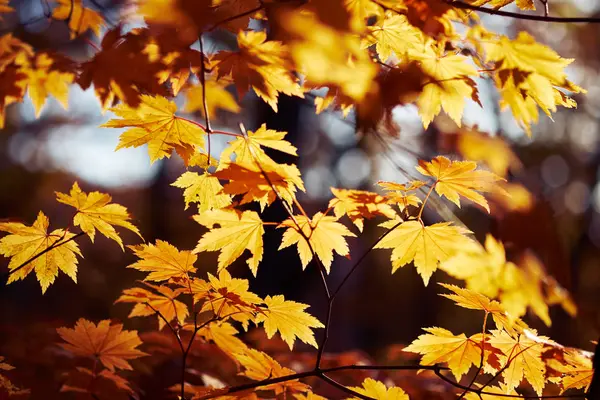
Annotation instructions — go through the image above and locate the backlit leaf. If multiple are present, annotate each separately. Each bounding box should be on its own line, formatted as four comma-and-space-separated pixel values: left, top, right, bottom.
255, 295, 324, 349
57, 319, 147, 371
278, 212, 356, 273
0, 212, 82, 293
56, 182, 141, 249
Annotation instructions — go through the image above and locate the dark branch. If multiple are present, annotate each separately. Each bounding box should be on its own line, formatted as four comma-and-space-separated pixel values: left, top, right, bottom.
448, 0, 600, 23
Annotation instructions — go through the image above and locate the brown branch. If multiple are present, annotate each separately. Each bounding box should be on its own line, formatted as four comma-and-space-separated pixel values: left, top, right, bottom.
3, 231, 85, 281
198, 364, 448, 400
238, 123, 333, 369
448, 0, 600, 23
434, 369, 585, 398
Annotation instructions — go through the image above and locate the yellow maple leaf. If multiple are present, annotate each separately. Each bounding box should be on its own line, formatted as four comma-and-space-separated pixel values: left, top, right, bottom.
115, 283, 188, 330
476, 30, 585, 136
374, 220, 475, 285
194, 209, 264, 276
0, 212, 82, 293
416, 156, 504, 212
328, 188, 397, 232
488, 330, 548, 395
57, 318, 147, 371
347, 378, 409, 400
278, 212, 356, 273
557, 349, 594, 393
363, 13, 422, 62
234, 349, 308, 395
15, 52, 74, 118
198, 321, 248, 357
410, 42, 479, 128
126, 240, 197, 282
53, 0, 104, 38
255, 295, 324, 350
220, 124, 297, 167
468, 0, 534, 10
456, 129, 521, 178
378, 180, 425, 211
172, 172, 232, 212
282, 10, 377, 101
55, 182, 141, 249
438, 283, 525, 335
189, 270, 262, 328
215, 161, 305, 210
184, 79, 240, 116
102, 94, 206, 164
404, 327, 482, 381
213, 31, 303, 112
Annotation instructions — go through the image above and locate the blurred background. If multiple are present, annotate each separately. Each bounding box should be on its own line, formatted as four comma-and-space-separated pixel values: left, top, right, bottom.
1, 0, 600, 398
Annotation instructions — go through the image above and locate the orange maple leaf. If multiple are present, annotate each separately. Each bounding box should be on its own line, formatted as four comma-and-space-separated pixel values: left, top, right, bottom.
57, 319, 147, 371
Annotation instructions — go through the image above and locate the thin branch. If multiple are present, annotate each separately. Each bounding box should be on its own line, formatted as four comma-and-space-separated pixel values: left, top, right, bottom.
318, 373, 372, 400
145, 302, 185, 354
4, 231, 85, 280
448, 0, 600, 23
330, 220, 403, 299
198, 36, 212, 134
199, 364, 447, 400
238, 123, 333, 369
207, 5, 264, 32
434, 369, 585, 398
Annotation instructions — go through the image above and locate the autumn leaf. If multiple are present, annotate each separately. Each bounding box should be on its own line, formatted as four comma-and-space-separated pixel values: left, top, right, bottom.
220, 124, 298, 167
57, 319, 147, 371
255, 295, 324, 350
282, 10, 376, 101
404, 327, 483, 381
15, 51, 75, 117
410, 42, 479, 128
363, 13, 422, 62
127, 240, 197, 282
234, 349, 308, 395
473, 28, 585, 136
194, 209, 264, 276
378, 180, 425, 211
115, 283, 188, 330
215, 161, 305, 210
468, 0, 534, 10
439, 283, 524, 335
347, 378, 409, 400
53, 0, 104, 38
172, 172, 232, 212
189, 270, 262, 328
78, 28, 170, 110
456, 129, 521, 178
278, 212, 356, 273
55, 182, 141, 249
213, 30, 303, 112
328, 188, 397, 231
198, 321, 248, 357
374, 220, 476, 285
416, 156, 504, 212
0, 212, 82, 293
184, 79, 240, 116
488, 329, 546, 395
0, 356, 28, 396
61, 367, 135, 399
0, 0, 13, 15
102, 94, 206, 164
558, 349, 594, 393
